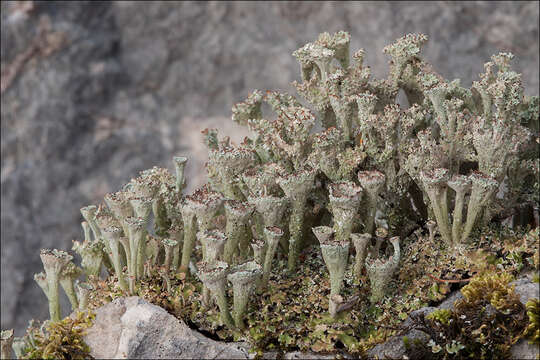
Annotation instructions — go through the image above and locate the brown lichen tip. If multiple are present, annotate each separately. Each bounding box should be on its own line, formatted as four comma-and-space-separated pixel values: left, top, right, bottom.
168, 223, 184, 238
312, 226, 348, 246
184, 185, 224, 211
40, 249, 73, 274
420, 168, 450, 187
328, 181, 363, 204
101, 225, 122, 240
128, 196, 153, 219
277, 167, 316, 200
227, 261, 263, 285
197, 260, 229, 282
212, 146, 256, 168
224, 199, 254, 220
383, 33, 428, 60
315, 126, 342, 145
357, 170, 386, 194
264, 226, 284, 238
198, 230, 227, 254
161, 238, 178, 248
447, 174, 472, 193
469, 171, 498, 193
104, 191, 133, 220
124, 216, 146, 232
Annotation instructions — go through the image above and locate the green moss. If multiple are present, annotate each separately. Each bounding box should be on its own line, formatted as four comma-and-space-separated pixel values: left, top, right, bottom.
523, 298, 539, 345
18, 311, 94, 360
426, 309, 452, 325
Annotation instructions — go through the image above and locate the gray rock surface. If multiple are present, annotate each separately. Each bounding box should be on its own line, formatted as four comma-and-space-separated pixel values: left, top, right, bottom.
84, 296, 250, 359
1, 1, 539, 335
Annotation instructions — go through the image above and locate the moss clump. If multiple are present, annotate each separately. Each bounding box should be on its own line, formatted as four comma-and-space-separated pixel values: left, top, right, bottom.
409, 271, 529, 359
17, 311, 94, 360
523, 298, 539, 345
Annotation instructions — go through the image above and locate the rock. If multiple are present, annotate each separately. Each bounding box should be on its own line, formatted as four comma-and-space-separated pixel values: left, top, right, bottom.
367, 329, 430, 360
402, 306, 436, 328
511, 338, 540, 360
1, 1, 539, 336
438, 291, 464, 310
84, 297, 250, 359
511, 276, 539, 305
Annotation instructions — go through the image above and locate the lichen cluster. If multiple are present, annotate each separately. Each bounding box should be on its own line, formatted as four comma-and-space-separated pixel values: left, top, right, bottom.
2, 31, 539, 358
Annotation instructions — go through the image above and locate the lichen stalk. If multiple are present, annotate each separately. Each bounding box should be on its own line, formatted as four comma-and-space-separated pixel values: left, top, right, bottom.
173, 156, 188, 194
277, 168, 315, 272
261, 226, 284, 288
199, 230, 227, 264
168, 223, 184, 270
161, 238, 178, 273
129, 197, 153, 280
180, 204, 197, 274
251, 238, 266, 265
39, 249, 73, 322
59, 263, 82, 311
125, 216, 146, 293
227, 261, 263, 329
426, 220, 437, 242
461, 172, 498, 242
101, 225, 128, 292
365, 236, 400, 303
313, 226, 349, 296
447, 174, 472, 245
421, 168, 452, 245
75, 282, 93, 310
72, 237, 103, 278
351, 233, 371, 281
223, 200, 254, 264
329, 294, 344, 319
197, 261, 234, 328
328, 181, 363, 243
357, 171, 386, 235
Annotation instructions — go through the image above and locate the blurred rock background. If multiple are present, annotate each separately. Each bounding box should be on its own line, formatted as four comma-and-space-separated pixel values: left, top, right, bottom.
1, 1, 538, 335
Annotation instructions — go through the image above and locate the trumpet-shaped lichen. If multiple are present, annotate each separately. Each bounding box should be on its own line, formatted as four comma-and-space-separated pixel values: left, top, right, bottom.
7, 31, 539, 358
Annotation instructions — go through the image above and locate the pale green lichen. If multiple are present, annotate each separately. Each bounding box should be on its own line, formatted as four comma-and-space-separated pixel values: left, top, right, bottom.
14, 31, 539, 358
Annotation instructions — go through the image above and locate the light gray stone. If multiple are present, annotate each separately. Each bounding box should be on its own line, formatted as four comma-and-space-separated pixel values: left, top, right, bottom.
84, 296, 250, 359
511, 276, 539, 305
438, 291, 464, 310
511, 338, 540, 360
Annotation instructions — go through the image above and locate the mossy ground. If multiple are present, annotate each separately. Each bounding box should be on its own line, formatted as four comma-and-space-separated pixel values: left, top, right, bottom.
80, 225, 538, 357
16, 311, 95, 360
